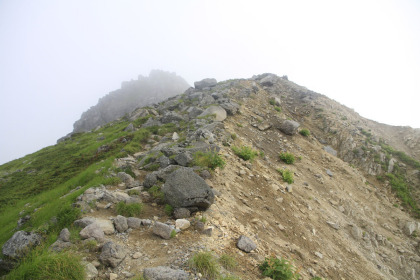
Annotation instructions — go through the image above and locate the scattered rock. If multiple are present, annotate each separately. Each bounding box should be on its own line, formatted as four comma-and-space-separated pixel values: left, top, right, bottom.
114, 215, 128, 233
84, 262, 99, 279
80, 223, 105, 241
198, 105, 227, 122
2, 231, 42, 259
99, 241, 127, 268
59, 228, 70, 242
174, 208, 191, 219
74, 217, 96, 228
172, 132, 180, 141
194, 78, 217, 89
124, 123, 134, 132
109, 272, 118, 280
17, 215, 31, 228
127, 217, 142, 229
143, 266, 189, 280
326, 169, 334, 177
175, 219, 191, 230
162, 168, 215, 210
132, 252, 141, 259
237, 235, 257, 253
95, 219, 115, 235
153, 222, 174, 240
324, 146, 337, 157
279, 120, 300, 135
326, 221, 340, 230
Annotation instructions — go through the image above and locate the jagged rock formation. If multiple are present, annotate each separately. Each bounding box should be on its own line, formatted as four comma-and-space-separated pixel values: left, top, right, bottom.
72, 70, 190, 133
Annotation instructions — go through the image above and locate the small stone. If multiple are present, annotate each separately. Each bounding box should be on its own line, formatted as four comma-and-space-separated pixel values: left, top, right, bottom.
173, 208, 191, 219
132, 252, 141, 259
153, 222, 174, 240
237, 235, 257, 253
203, 227, 213, 236
286, 185, 293, 193
114, 215, 128, 233
85, 262, 98, 279
175, 219, 191, 230
314, 252, 323, 259
109, 272, 118, 280
326, 221, 340, 230
326, 169, 333, 177
195, 221, 205, 231
59, 228, 70, 242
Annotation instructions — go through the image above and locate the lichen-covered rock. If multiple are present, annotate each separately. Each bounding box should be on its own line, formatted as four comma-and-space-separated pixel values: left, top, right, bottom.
99, 241, 126, 268
143, 266, 189, 280
279, 120, 300, 135
162, 168, 214, 210
2, 231, 42, 259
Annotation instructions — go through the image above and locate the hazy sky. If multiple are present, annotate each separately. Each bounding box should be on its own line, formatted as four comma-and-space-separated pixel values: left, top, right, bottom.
1, 0, 420, 165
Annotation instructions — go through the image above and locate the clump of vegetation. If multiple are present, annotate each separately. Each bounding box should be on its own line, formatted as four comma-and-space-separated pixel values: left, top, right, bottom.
230, 133, 237, 140
274, 106, 282, 112
269, 99, 276, 105
148, 185, 165, 201
170, 229, 177, 238
232, 146, 259, 161
189, 251, 220, 279
259, 256, 300, 280
164, 204, 173, 216
277, 169, 294, 184
128, 189, 140, 196
299, 129, 310, 137
116, 201, 143, 217
386, 173, 418, 215
218, 275, 241, 280
193, 151, 226, 171
5, 249, 85, 280
279, 152, 295, 164
219, 254, 237, 270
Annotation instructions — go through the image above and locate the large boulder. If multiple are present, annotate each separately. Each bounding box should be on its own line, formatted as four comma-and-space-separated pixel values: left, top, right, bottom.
143, 266, 189, 280
237, 235, 257, 253
162, 168, 215, 210
99, 241, 126, 268
79, 223, 105, 241
152, 222, 174, 240
194, 78, 217, 89
2, 231, 42, 259
279, 120, 300, 135
114, 215, 128, 233
198, 106, 227, 122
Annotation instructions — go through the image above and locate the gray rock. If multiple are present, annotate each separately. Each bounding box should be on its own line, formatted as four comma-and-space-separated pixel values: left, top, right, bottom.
143, 173, 158, 188
259, 74, 278, 86
173, 208, 191, 219
162, 168, 215, 210
194, 78, 217, 89
2, 231, 42, 259
142, 117, 162, 128
94, 219, 115, 235
326, 221, 340, 230
237, 235, 257, 253
187, 107, 204, 119
99, 241, 126, 268
79, 223, 105, 241
17, 215, 31, 228
174, 152, 193, 167
198, 106, 227, 122
219, 101, 239, 115
114, 215, 128, 233
404, 222, 417, 236
49, 240, 72, 252
279, 120, 300, 135
350, 225, 362, 239
175, 219, 190, 230
199, 169, 211, 179
324, 146, 337, 157
326, 169, 334, 177
161, 112, 184, 124
124, 123, 134, 132
117, 172, 134, 185
84, 262, 99, 279
74, 217, 96, 228
143, 266, 189, 280
127, 217, 142, 229
152, 222, 174, 240
59, 228, 70, 242
388, 158, 396, 173
172, 132, 180, 141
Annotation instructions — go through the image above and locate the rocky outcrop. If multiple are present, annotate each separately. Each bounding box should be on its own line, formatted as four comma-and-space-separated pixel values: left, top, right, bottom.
2, 231, 42, 259
72, 70, 189, 133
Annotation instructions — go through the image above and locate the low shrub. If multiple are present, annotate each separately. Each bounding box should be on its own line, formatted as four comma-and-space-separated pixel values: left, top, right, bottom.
299, 129, 310, 137
116, 201, 143, 217
148, 185, 165, 201
128, 189, 140, 196
277, 169, 294, 184
232, 146, 259, 161
259, 256, 300, 280
279, 152, 295, 164
164, 204, 173, 216
193, 151, 226, 171
274, 106, 282, 112
189, 251, 220, 279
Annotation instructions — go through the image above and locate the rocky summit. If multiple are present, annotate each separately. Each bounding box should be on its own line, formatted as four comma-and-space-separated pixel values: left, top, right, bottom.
1, 73, 420, 279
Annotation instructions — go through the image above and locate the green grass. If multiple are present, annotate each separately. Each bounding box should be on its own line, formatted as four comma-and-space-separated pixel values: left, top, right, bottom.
259, 256, 300, 280
219, 254, 237, 270
274, 106, 282, 112
164, 204, 173, 216
148, 185, 165, 201
232, 146, 259, 161
193, 151, 226, 170
128, 189, 140, 196
299, 129, 310, 137
386, 173, 419, 216
277, 169, 294, 184
116, 201, 143, 217
4, 249, 85, 280
279, 152, 295, 164
218, 275, 241, 280
189, 251, 220, 279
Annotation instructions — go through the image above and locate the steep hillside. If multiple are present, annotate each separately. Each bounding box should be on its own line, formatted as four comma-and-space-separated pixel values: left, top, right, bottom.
1, 74, 420, 280
72, 70, 190, 133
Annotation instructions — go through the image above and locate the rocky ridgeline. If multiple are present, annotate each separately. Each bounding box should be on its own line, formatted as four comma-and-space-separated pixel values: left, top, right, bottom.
3, 73, 420, 279
71, 70, 190, 134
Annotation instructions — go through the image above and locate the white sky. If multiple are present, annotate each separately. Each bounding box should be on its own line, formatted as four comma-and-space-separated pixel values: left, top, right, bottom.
1, 0, 419, 164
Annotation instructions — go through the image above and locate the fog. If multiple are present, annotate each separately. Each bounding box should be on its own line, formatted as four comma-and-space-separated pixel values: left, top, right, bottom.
1, 0, 420, 164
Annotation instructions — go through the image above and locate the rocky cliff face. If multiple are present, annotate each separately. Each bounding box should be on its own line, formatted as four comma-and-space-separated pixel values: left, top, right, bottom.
72, 70, 190, 133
